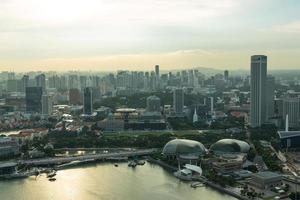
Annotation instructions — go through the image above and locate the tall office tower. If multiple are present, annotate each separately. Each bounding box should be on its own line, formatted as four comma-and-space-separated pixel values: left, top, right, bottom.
6, 79, 17, 92
188, 70, 194, 87
26, 87, 43, 113
131, 71, 139, 89
266, 75, 275, 120
42, 95, 53, 115
173, 88, 184, 115
250, 55, 267, 127
146, 95, 161, 112
80, 76, 87, 91
8, 72, 15, 80
181, 70, 188, 86
283, 98, 300, 129
150, 71, 156, 91
144, 72, 150, 91
35, 74, 46, 92
155, 65, 160, 89
92, 87, 101, 102
224, 70, 229, 81
21, 75, 29, 93
69, 88, 81, 105
68, 75, 79, 90
83, 87, 93, 115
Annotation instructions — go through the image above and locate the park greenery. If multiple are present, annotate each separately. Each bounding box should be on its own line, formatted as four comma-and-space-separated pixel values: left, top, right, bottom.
47, 128, 245, 150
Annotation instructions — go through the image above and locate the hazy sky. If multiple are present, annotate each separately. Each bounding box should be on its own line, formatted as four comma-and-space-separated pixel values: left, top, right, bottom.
0, 0, 300, 71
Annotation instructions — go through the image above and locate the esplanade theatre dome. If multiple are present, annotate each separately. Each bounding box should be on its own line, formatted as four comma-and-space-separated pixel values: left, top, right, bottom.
162, 139, 206, 159
210, 139, 250, 155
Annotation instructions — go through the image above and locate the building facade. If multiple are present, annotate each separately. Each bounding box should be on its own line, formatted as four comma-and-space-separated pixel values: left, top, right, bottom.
25, 87, 43, 113
250, 55, 267, 127
83, 87, 93, 115
283, 98, 300, 128
173, 88, 184, 115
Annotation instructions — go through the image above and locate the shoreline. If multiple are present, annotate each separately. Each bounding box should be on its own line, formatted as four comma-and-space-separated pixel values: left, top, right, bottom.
147, 156, 247, 200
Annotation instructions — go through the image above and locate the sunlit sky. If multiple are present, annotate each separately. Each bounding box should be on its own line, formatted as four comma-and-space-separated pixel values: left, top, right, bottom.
0, 0, 300, 72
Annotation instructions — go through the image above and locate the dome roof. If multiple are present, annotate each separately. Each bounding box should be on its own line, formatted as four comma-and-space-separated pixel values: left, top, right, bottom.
210, 139, 250, 154
162, 139, 206, 157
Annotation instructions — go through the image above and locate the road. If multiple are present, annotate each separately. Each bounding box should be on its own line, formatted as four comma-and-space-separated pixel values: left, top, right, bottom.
20, 149, 157, 166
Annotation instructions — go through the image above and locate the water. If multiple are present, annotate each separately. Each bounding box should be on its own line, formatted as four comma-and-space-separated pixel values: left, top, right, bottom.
0, 163, 236, 200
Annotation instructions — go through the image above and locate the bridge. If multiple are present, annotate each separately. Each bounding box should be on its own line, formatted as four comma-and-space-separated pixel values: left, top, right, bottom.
20, 149, 157, 166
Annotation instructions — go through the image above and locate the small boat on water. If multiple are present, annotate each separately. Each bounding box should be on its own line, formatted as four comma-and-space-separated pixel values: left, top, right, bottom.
136, 160, 145, 165
190, 182, 204, 188
128, 161, 137, 168
47, 171, 56, 178
49, 178, 56, 182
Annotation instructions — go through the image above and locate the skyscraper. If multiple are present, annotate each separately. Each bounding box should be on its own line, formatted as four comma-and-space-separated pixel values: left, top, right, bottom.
69, 88, 81, 105
266, 75, 275, 120
26, 87, 43, 113
35, 74, 46, 92
83, 87, 93, 115
21, 75, 29, 93
224, 70, 229, 81
173, 88, 184, 115
283, 98, 300, 129
250, 55, 267, 127
42, 94, 53, 116
155, 65, 160, 89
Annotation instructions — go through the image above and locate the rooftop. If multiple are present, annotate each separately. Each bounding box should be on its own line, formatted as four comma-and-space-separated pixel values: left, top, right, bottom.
252, 171, 281, 179
278, 131, 300, 139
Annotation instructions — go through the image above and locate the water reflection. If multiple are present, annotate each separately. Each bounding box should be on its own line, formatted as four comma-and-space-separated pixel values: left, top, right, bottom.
0, 163, 236, 200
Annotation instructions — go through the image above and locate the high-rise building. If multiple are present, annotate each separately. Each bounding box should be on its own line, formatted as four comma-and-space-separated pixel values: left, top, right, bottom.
6, 79, 17, 92
250, 55, 267, 127
173, 88, 184, 114
21, 75, 29, 93
69, 88, 81, 105
146, 95, 161, 112
266, 75, 275, 120
155, 65, 160, 89
83, 87, 93, 115
42, 95, 53, 115
283, 98, 300, 129
224, 70, 229, 81
26, 87, 43, 113
188, 70, 194, 87
35, 74, 46, 92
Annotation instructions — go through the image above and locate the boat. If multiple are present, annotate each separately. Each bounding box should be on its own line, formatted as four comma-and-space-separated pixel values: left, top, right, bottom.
174, 164, 202, 181
128, 161, 137, 168
136, 160, 145, 165
47, 171, 56, 178
190, 182, 204, 188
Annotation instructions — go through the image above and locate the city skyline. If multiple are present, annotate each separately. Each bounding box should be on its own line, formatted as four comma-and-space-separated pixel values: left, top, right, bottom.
0, 0, 300, 71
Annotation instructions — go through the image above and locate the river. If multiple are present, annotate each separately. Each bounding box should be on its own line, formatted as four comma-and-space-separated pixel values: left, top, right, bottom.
0, 162, 236, 200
